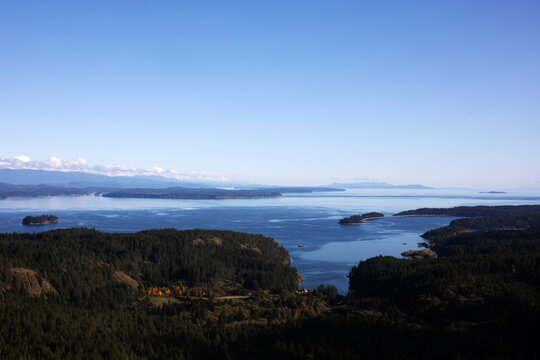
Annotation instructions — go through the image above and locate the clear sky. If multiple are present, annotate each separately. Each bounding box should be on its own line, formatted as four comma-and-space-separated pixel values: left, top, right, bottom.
1, 1, 539, 188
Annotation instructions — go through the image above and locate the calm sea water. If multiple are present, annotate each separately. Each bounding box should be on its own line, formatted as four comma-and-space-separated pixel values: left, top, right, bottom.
1, 188, 539, 293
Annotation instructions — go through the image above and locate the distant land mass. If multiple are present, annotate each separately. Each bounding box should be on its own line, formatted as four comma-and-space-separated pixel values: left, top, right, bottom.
0, 183, 343, 200
330, 181, 433, 189
0, 168, 243, 189
0, 169, 346, 194
0, 169, 346, 200
235, 186, 345, 193
0, 182, 100, 199
0, 183, 280, 200
102, 188, 282, 200
394, 205, 540, 218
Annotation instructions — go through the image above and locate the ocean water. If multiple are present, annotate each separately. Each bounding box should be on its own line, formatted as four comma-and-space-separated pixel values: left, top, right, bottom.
1, 188, 539, 293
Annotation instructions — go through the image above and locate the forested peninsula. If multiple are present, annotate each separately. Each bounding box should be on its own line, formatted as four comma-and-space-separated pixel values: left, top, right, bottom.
98, 186, 344, 199
0, 204, 539, 359
0, 183, 344, 200
102, 188, 281, 199
339, 212, 385, 224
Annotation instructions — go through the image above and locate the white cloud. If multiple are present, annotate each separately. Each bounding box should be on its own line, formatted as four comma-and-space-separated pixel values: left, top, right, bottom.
0, 155, 231, 182
14, 155, 31, 162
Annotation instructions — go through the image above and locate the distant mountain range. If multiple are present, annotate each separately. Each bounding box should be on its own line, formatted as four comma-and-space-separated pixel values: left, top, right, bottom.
330, 182, 433, 189
0, 169, 344, 200
0, 169, 219, 189
0, 169, 435, 194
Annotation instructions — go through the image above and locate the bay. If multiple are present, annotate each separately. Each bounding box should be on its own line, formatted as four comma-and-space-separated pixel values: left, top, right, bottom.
1, 188, 539, 293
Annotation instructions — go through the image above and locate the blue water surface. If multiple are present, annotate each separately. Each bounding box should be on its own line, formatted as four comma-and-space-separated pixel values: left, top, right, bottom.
1, 189, 539, 293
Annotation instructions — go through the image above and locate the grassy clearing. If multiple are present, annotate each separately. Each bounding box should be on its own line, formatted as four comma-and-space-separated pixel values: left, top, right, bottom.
148, 296, 182, 306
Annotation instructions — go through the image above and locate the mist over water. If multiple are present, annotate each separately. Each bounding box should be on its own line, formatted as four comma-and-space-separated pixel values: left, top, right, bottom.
1, 189, 539, 293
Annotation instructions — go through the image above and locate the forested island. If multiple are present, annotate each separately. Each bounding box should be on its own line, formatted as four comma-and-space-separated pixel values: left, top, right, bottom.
1, 204, 539, 358
0, 183, 344, 200
102, 188, 282, 199
21, 214, 59, 226
339, 212, 385, 224
100, 186, 345, 199
0, 183, 282, 200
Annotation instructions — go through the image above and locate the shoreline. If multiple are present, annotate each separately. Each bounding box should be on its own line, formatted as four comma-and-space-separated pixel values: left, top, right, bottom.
340, 214, 456, 225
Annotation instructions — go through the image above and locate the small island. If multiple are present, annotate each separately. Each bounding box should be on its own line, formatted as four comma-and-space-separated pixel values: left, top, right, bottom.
339, 212, 385, 224
22, 214, 59, 226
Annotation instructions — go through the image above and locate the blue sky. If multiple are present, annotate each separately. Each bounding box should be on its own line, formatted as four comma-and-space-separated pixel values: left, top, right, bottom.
1, 1, 539, 188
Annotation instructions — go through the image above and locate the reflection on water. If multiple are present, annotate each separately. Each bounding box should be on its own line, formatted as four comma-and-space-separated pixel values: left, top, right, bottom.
1, 189, 539, 293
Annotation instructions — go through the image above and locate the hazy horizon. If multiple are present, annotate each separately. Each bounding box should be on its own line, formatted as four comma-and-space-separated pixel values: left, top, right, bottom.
1, 156, 540, 191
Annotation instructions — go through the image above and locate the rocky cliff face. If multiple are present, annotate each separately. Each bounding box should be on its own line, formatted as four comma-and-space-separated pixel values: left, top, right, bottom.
10, 268, 58, 296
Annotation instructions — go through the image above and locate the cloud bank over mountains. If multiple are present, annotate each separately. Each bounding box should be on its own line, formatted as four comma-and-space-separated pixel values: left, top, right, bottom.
0, 156, 230, 182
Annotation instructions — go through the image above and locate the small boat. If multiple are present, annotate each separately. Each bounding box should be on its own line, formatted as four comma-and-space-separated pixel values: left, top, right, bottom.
297, 244, 305, 247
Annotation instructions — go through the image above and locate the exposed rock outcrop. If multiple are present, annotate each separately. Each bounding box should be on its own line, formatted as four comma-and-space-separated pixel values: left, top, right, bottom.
401, 249, 437, 259
10, 268, 58, 296
113, 271, 139, 289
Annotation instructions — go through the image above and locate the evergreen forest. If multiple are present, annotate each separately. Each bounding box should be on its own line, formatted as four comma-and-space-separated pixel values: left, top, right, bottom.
0, 205, 539, 359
